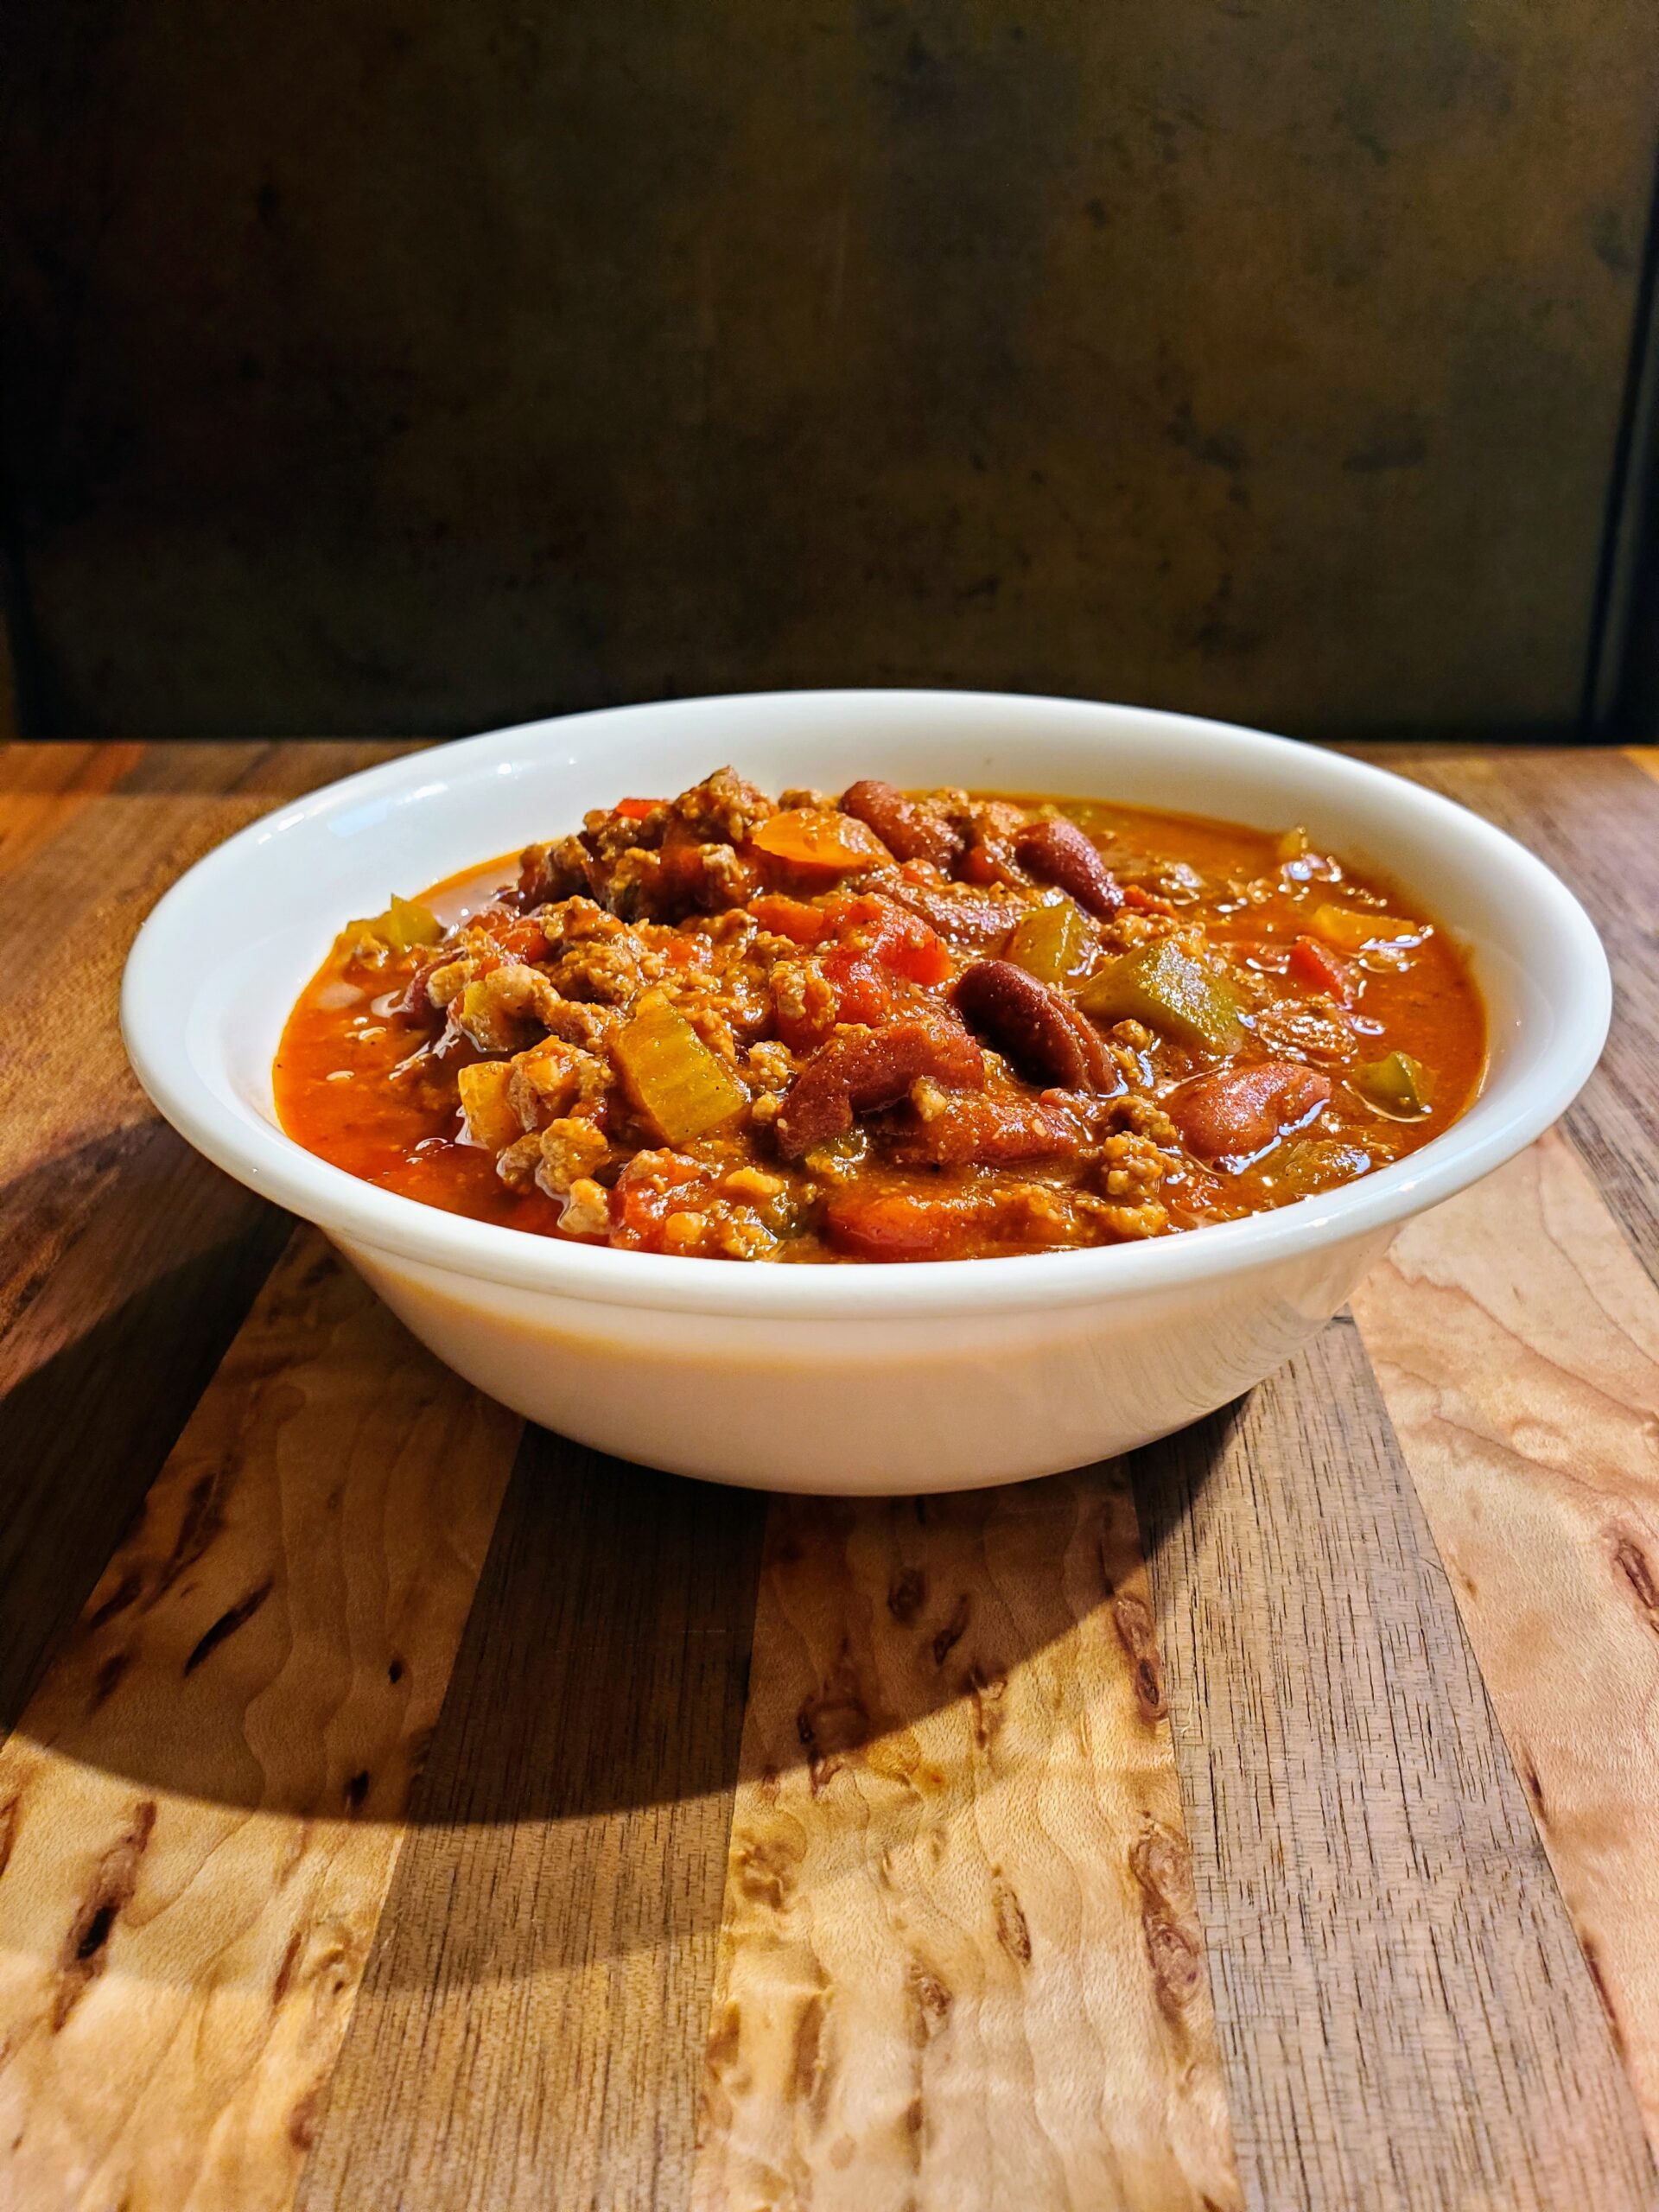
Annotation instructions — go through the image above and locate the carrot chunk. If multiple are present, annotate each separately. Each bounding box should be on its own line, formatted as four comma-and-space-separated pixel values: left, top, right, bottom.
751, 809, 891, 874
749, 893, 830, 944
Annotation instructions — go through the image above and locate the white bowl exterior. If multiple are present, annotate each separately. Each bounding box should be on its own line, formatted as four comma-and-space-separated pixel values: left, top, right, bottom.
121, 690, 1611, 1489
339, 1224, 1393, 1491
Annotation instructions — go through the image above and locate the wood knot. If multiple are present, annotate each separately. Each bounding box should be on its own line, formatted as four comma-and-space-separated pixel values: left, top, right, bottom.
992, 1876, 1032, 1965
735, 1833, 799, 1912
1129, 1825, 1205, 2026
906, 1960, 953, 2043
1613, 1536, 1659, 1631
798, 1661, 873, 1788
183, 1577, 274, 1675
966, 1662, 1007, 1750
931, 1592, 972, 1666
1111, 1593, 1166, 1721
51, 1799, 157, 2031
887, 1567, 927, 1624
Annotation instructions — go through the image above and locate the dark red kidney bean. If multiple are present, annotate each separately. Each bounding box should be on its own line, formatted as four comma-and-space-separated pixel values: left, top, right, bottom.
953, 960, 1118, 1092
776, 1016, 986, 1157
867, 870, 1019, 948
1014, 817, 1122, 918
842, 780, 965, 872
1169, 1060, 1332, 1160
892, 1089, 1084, 1166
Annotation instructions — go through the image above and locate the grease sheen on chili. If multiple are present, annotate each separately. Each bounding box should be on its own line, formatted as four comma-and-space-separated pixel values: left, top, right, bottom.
275, 769, 1485, 1262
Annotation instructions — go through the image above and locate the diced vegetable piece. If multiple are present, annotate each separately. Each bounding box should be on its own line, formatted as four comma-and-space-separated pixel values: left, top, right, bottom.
615, 796, 663, 820
614, 999, 747, 1143
1275, 825, 1310, 861
343, 893, 444, 955
820, 941, 895, 1026
750, 808, 890, 874
1356, 1050, 1433, 1117
1287, 933, 1353, 1001
801, 1128, 871, 1186
1309, 901, 1421, 952
456, 1060, 522, 1151
1266, 1136, 1373, 1198
825, 1188, 976, 1261
1121, 883, 1178, 916
1007, 897, 1092, 984
870, 907, 953, 986
1077, 940, 1243, 1055
749, 893, 830, 945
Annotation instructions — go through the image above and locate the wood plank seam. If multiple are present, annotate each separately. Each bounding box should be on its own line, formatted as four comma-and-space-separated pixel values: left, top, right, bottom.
1135, 1305, 1659, 2209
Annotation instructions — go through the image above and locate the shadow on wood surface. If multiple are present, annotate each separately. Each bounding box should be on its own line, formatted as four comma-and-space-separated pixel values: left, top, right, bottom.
1, 1262, 1237, 1854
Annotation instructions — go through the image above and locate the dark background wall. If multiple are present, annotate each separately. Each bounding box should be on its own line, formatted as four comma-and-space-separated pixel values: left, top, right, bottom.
3, 1, 1657, 740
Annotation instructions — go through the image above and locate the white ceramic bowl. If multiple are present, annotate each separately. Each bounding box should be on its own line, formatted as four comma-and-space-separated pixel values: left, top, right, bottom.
122, 691, 1610, 1492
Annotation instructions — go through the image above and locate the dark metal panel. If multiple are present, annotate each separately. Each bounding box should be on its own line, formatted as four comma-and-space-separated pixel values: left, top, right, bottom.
3, 1, 1656, 736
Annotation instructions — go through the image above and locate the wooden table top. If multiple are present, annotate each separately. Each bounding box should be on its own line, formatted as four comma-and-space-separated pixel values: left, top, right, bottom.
3, 738, 1658, 2212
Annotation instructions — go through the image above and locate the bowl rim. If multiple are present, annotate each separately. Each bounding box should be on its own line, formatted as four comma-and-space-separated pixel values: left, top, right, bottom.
121, 688, 1611, 1322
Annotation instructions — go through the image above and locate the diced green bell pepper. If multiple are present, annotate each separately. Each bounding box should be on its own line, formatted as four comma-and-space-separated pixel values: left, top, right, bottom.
1076, 940, 1243, 1055
1007, 898, 1091, 984
1356, 1050, 1433, 1117
1267, 1136, 1374, 1198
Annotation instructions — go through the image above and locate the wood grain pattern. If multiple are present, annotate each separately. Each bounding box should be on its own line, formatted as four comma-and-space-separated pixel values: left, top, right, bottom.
4, 738, 1659, 2212
0, 741, 410, 1731
1351, 1131, 1659, 2154
0, 762, 286, 1729
298, 1427, 768, 2212
691, 1477, 1239, 2212
0, 1231, 519, 2212
1625, 747, 1659, 783
1386, 747, 1659, 1284
112, 738, 424, 795
1135, 1314, 1657, 2210
0, 741, 144, 874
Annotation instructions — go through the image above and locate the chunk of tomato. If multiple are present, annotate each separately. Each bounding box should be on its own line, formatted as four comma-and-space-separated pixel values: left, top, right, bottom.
821, 941, 896, 1025
1287, 933, 1354, 1002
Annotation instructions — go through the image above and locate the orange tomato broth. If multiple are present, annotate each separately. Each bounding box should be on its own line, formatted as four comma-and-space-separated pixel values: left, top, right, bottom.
275, 791, 1485, 1255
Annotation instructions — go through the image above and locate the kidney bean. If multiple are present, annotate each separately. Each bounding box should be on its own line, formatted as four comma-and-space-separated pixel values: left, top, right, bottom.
953, 959, 1117, 1092
893, 1090, 1084, 1166
1168, 1060, 1332, 1161
1014, 817, 1122, 918
776, 1017, 986, 1157
866, 870, 1020, 948
842, 780, 964, 871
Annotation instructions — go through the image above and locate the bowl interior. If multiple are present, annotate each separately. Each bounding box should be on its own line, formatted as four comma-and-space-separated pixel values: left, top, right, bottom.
126, 690, 1609, 1316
